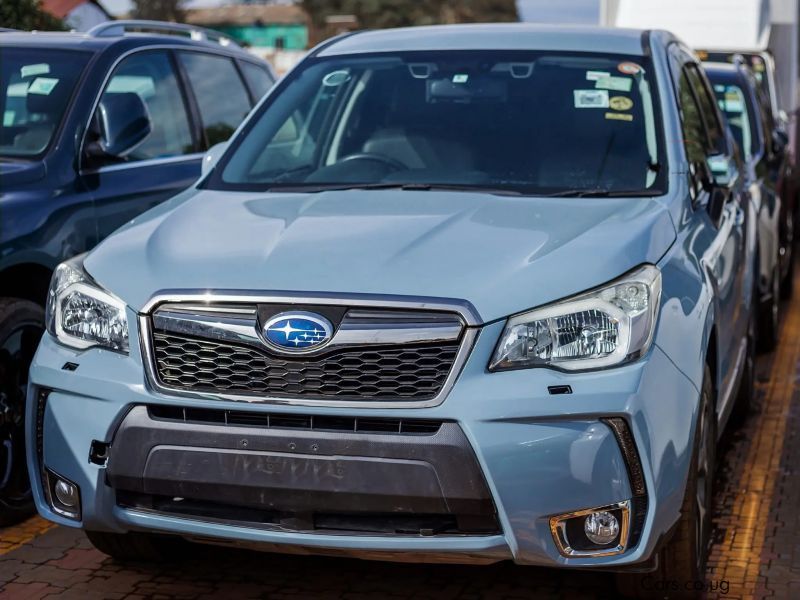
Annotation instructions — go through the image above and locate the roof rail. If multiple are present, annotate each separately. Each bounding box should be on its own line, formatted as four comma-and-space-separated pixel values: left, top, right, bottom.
87, 20, 241, 50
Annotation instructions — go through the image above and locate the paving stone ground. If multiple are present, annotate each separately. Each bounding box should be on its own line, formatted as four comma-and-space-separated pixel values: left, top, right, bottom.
2, 299, 800, 599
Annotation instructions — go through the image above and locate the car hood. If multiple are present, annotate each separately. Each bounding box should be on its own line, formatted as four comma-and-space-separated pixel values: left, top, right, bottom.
0, 160, 45, 186
85, 189, 676, 323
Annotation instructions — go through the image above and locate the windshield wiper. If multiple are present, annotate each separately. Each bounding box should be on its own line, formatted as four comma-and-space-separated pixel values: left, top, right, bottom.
543, 189, 659, 198
265, 182, 523, 196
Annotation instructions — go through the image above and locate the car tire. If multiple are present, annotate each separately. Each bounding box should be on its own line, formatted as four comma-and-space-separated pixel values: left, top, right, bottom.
85, 530, 192, 562
616, 365, 716, 599
0, 298, 44, 527
757, 267, 780, 353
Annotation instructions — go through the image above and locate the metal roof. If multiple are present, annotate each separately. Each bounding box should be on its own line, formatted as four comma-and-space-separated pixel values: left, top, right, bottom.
317, 23, 653, 57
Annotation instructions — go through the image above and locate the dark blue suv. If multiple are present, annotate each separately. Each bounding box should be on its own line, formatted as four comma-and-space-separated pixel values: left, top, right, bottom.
0, 21, 274, 524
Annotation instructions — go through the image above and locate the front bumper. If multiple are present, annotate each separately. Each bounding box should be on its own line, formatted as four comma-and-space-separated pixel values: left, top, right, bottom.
27, 318, 700, 569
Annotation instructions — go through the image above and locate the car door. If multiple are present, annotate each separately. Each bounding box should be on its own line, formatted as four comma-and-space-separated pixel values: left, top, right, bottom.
81, 49, 202, 241
671, 48, 753, 421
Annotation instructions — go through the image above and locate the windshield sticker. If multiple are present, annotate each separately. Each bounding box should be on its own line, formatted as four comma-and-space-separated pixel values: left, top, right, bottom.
609, 96, 634, 111
27, 77, 59, 95
586, 70, 610, 81
452, 74, 469, 83
3, 110, 15, 126
322, 70, 351, 87
595, 76, 633, 92
574, 89, 609, 108
617, 62, 642, 75
606, 112, 633, 122
20, 63, 50, 78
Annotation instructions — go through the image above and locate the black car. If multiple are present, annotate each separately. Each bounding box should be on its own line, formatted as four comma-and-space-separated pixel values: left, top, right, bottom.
0, 21, 275, 525
705, 61, 786, 350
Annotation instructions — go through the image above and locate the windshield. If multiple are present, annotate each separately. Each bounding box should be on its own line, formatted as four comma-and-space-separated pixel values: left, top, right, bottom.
211, 51, 665, 196
712, 82, 758, 159
0, 48, 90, 158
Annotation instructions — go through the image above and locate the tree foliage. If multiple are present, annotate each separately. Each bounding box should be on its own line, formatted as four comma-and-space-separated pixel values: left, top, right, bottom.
0, 0, 65, 31
301, 0, 518, 32
132, 0, 185, 22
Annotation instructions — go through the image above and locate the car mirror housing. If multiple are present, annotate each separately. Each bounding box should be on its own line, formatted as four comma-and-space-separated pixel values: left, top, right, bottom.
95, 92, 152, 158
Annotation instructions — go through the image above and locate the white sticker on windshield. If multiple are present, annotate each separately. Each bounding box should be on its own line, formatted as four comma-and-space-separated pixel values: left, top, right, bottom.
574, 89, 609, 108
27, 77, 59, 95
586, 70, 610, 81
595, 76, 633, 92
21, 63, 50, 78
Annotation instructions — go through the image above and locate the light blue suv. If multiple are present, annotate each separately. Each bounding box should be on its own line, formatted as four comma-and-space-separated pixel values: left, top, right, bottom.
28, 25, 756, 596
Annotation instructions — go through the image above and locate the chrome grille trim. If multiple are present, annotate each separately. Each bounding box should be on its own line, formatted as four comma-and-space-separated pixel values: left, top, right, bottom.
152, 304, 463, 356
138, 292, 480, 408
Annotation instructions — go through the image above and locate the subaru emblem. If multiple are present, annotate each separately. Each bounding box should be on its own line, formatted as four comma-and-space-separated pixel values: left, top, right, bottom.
262, 312, 334, 352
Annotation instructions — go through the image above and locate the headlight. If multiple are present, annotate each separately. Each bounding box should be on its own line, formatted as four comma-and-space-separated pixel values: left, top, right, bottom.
45, 256, 129, 353
489, 265, 661, 371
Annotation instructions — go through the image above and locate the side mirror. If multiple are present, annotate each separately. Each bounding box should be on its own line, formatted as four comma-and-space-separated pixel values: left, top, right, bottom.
88, 92, 151, 158
201, 142, 228, 177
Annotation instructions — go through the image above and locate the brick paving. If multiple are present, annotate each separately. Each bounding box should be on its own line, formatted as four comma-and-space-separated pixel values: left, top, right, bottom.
2, 303, 800, 598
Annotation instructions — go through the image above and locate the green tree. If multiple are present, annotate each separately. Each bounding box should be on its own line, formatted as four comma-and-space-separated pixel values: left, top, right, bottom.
302, 0, 518, 35
0, 0, 65, 31
132, 0, 185, 22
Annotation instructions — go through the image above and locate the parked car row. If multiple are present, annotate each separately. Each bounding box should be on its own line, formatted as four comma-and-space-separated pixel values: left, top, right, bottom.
0, 20, 795, 599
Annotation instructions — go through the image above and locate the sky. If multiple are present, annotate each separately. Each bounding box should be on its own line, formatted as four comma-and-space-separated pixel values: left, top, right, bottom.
515, 0, 600, 24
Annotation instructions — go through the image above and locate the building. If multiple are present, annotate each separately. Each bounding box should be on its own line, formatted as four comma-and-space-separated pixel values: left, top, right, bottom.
41, 0, 112, 31
185, 3, 308, 74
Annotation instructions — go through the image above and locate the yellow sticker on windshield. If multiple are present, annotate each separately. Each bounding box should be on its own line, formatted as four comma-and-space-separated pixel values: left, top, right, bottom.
605, 112, 633, 122
609, 96, 633, 111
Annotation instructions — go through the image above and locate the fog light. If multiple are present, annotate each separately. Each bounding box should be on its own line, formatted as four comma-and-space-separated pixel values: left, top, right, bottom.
584, 511, 619, 545
45, 469, 81, 520
549, 500, 630, 558
54, 479, 79, 508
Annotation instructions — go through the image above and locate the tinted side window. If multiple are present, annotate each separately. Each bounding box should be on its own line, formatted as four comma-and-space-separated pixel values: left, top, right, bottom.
97, 51, 194, 162
675, 68, 709, 164
179, 52, 252, 147
685, 64, 724, 152
240, 61, 273, 100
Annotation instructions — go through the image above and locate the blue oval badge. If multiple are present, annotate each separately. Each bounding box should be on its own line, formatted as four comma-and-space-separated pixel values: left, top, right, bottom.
263, 312, 333, 352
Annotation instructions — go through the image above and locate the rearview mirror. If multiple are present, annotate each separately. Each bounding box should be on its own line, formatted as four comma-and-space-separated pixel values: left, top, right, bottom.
89, 92, 151, 158
201, 142, 228, 177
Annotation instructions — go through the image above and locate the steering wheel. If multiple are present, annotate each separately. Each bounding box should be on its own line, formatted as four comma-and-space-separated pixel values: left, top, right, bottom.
339, 152, 407, 171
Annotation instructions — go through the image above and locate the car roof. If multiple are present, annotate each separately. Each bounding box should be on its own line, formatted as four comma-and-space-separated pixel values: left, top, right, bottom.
317, 24, 662, 57
0, 30, 252, 58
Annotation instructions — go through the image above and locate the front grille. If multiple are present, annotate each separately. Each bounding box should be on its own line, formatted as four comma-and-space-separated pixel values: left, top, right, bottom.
148, 405, 444, 435
151, 331, 460, 401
